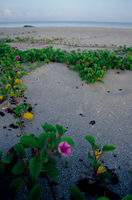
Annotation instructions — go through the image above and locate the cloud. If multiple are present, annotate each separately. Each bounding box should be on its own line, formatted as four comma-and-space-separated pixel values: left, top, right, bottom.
3, 8, 12, 17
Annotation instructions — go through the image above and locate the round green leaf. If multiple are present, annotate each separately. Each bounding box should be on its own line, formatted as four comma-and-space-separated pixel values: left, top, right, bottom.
58, 137, 74, 146
122, 194, 132, 200
85, 135, 95, 147
29, 154, 42, 177
2, 157, 10, 163
8, 177, 24, 199
97, 197, 110, 200
70, 186, 83, 200
14, 144, 25, 159
102, 145, 115, 153
12, 162, 27, 175
42, 163, 58, 180
38, 133, 47, 149
20, 135, 37, 149
27, 184, 43, 200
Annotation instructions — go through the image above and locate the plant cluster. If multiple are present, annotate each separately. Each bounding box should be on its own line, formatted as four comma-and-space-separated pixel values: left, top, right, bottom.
0, 41, 132, 199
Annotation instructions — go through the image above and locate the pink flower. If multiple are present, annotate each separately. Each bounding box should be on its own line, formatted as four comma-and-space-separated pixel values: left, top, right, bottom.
14, 46, 17, 49
97, 58, 99, 60
42, 46, 46, 49
16, 56, 20, 60
2, 106, 9, 110
98, 52, 101, 55
124, 57, 126, 60
58, 141, 71, 156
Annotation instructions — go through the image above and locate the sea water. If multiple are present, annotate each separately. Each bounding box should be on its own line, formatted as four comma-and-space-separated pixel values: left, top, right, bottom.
0, 21, 132, 28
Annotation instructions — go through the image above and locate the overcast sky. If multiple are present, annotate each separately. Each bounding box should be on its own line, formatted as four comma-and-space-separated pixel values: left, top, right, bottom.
0, 0, 132, 23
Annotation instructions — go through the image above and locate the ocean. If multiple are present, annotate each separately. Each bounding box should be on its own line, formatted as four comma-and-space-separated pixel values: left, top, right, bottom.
0, 21, 132, 28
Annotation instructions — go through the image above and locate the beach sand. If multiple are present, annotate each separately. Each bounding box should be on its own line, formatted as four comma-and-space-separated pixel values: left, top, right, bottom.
0, 27, 132, 51
0, 27, 132, 200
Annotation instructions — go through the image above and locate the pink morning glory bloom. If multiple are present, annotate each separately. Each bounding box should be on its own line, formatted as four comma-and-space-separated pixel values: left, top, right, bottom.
16, 56, 20, 60
2, 106, 9, 110
58, 141, 71, 156
124, 57, 126, 60
14, 46, 17, 49
98, 52, 101, 55
42, 46, 46, 48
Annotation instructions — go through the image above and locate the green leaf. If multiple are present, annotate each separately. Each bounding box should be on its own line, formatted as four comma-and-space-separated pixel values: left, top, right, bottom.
41, 149, 47, 159
20, 135, 37, 149
92, 159, 101, 168
85, 135, 95, 147
49, 132, 56, 144
88, 151, 92, 158
122, 194, 132, 200
57, 137, 74, 146
29, 154, 42, 177
29, 66, 35, 70
0, 150, 3, 159
16, 121, 21, 126
97, 197, 110, 200
42, 158, 49, 163
9, 153, 14, 163
37, 61, 41, 68
42, 163, 58, 180
53, 151, 62, 158
27, 184, 43, 200
41, 122, 56, 133
70, 186, 83, 200
99, 174, 107, 186
12, 162, 27, 175
44, 59, 50, 63
48, 157, 56, 165
14, 144, 25, 159
102, 171, 111, 179
102, 145, 115, 153
56, 124, 68, 136
38, 133, 47, 149
2, 157, 10, 163
26, 176, 38, 192
7, 177, 24, 199
130, 64, 132, 71
128, 170, 132, 175
93, 144, 101, 150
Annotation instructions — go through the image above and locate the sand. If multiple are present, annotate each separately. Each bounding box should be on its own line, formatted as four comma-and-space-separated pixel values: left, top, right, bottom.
0, 27, 132, 200
0, 27, 132, 51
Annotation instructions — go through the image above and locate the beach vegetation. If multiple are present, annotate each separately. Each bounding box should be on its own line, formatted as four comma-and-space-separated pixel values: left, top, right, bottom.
0, 122, 73, 199
0, 39, 132, 199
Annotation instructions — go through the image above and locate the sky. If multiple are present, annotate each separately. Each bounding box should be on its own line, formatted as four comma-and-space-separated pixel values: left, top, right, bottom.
0, 0, 132, 23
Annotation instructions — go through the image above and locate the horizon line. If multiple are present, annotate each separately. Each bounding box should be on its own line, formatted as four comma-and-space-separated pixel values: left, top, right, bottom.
0, 21, 132, 24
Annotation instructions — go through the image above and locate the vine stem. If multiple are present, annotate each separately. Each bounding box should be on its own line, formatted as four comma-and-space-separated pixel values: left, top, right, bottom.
44, 175, 56, 200
19, 117, 25, 136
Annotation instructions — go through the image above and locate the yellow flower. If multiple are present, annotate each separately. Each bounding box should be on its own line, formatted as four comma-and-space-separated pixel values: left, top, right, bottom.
24, 113, 33, 120
16, 71, 21, 74
5, 84, 11, 89
66, 37, 67, 39
15, 79, 22, 84
97, 166, 105, 174
43, 37, 45, 39
10, 91, 14, 95
0, 95, 3, 99
38, 37, 41, 40
94, 150, 102, 159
